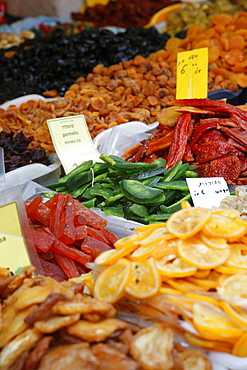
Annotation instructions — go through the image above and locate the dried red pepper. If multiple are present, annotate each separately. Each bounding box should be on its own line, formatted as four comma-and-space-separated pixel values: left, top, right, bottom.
166, 113, 192, 170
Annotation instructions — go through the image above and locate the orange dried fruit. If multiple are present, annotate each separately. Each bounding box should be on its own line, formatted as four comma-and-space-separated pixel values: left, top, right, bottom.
193, 302, 244, 340
184, 332, 233, 354
225, 246, 247, 269
166, 207, 211, 239
217, 274, 247, 301
94, 244, 137, 266
156, 254, 196, 278
93, 258, 130, 303
199, 232, 229, 250
203, 214, 247, 241
125, 258, 161, 299
232, 332, 247, 357
221, 300, 247, 330
177, 237, 230, 269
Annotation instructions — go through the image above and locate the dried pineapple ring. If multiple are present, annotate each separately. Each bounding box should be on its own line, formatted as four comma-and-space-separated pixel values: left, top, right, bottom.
166, 207, 212, 239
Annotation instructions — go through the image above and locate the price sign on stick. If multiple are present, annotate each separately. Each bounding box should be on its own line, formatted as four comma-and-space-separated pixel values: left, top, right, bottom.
186, 177, 230, 209
47, 115, 101, 174
176, 47, 208, 99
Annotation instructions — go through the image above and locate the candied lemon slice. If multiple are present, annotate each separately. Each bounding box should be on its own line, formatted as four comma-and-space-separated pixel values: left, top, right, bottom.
156, 254, 196, 278
178, 237, 230, 269
232, 332, 247, 357
212, 208, 240, 219
193, 302, 244, 339
130, 243, 162, 262
185, 332, 233, 354
221, 300, 247, 330
125, 258, 161, 299
217, 274, 247, 301
203, 214, 247, 241
93, 258, 130, 303
114, 230, 153, 249
95, 244, 137, 266
166, 207, 211, 239
226, 246, 247, 269
166, 278, 209, 292
199, 232, 229, 250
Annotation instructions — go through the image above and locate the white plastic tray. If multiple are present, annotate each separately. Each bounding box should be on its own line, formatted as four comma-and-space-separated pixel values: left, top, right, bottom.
0, 95, 61, 188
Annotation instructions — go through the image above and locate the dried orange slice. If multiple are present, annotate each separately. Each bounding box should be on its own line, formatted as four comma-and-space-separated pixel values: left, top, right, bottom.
151, 239, 178, 260
203, 214, 247, 241
129, 242, 162, 262
181, 200, 192, 209
125, 257, 161, 299
232, 332, 247, 357
184, 332, 233, 354
199, 232, 229, 250
95, 244, 137, 266
193, 302, 244, 339
225, 246, 247, 269
93, 258, 130, 303
166, 207, 212, 239
156, 254, 196, 278
217, 274, 247, 301
166, 278, 209, 292
138, 227, 173, 247
177, 237, 230, 269
221, 300, 247, 330
185, 292, 220, 307
212, 208, 240, 219
159, 286, 183, 295
193, 269, 211, 279
113, 230, 153, 249
215, 265, 247, 275
135, 222, 167, 232
186, 276, 218, 289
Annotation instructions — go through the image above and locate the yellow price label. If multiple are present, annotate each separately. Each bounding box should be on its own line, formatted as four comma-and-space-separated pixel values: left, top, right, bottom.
176, 47, 208, 100
0, 202, 31, 272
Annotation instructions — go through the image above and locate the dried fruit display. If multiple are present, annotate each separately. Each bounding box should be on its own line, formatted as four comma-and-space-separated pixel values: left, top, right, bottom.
155, 11, 247, 88
25, 193, 118, 280
123, 98, 247, 185
0, 27, 170, 104
0, 131, 49, 172
71, 0, 180, 28
165, 0, 247, 36
0, 29, 35, 49
92, 204, 247, 356
0, 266, 211, 369
0, 52, 240, 154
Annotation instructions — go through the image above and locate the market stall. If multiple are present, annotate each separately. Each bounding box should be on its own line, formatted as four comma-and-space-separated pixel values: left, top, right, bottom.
1, 1, 247, 369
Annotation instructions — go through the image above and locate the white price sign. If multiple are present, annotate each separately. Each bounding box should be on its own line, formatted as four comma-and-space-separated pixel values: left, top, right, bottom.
186, 177, 230, 208
47, 115, 101, 174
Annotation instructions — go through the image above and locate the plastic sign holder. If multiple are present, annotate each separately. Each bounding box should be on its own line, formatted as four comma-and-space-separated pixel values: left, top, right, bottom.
0, 186, 42, 274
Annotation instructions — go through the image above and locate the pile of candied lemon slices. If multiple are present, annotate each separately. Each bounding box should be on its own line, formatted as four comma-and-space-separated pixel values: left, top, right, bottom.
92, 202, 247, 357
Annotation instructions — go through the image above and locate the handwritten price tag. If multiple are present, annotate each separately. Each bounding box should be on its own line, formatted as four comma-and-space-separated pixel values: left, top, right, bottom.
0, 202, 31, 272
176, 47, 208, 99
47, 115, 101, 174
186, 177, 230, 209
